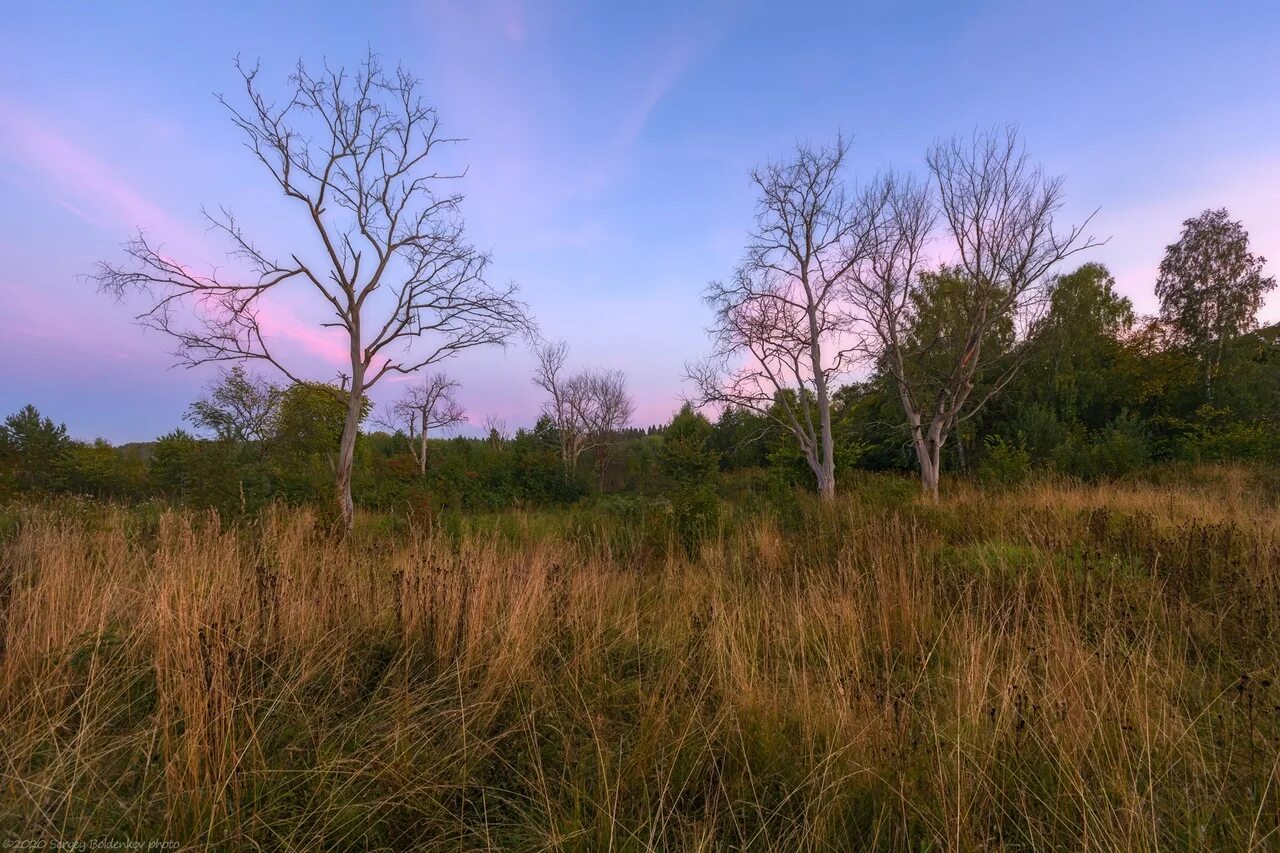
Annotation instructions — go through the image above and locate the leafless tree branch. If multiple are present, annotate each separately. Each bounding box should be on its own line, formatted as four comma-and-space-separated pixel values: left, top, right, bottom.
92, 52, 532, 528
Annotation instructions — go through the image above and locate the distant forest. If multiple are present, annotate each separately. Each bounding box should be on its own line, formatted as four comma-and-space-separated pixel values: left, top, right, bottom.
4, 255, 1278, 528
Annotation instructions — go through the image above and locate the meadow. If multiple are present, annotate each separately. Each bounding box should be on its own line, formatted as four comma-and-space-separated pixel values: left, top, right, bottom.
1, 467, 1278, 850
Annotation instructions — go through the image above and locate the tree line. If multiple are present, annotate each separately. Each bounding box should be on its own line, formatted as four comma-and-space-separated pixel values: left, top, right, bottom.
688, 131, 1274, 500
2, 54, 1273, 528
4, 240, 1277, 522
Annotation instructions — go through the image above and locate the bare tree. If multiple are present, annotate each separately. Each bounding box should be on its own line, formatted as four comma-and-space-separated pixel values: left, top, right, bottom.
379, 373, 466, 476
481, 414, 508, 450
93, 54, 529, 529
533, 341, 634, 488
533, 342, 583, 481
686, 137, 874, 500
849, 128, 1100, 498
583, 368, 634, 491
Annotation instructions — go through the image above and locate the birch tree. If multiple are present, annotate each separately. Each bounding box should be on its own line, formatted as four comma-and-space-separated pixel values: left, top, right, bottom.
849, 128, 1100, 497
1155, 208, 1275, 400
686, 137, 875, 500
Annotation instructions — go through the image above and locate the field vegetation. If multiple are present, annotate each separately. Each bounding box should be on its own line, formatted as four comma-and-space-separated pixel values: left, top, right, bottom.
2, 467, 1278, 849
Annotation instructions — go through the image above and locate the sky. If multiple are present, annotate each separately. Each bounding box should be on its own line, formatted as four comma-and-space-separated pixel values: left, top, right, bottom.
2, 0, 1279, 443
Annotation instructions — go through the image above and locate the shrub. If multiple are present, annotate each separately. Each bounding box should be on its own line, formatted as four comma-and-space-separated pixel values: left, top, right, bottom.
1178, 405, 1280, 463
977, 435, 1031, 487
1053, 411, 1151, 480
1091, 411, 1151, 476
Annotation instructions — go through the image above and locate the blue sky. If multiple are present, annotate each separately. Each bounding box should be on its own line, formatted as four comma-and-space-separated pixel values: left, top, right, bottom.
2, 1, 1278, 442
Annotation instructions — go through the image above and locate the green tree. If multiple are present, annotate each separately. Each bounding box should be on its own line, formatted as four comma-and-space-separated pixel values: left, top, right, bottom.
0, 405, 71, 492
662, 405, 718, 484
65, 439, 148, 499
267, 383, 368, 506
1156, 208, 1276, 399
149, 429, 200, 499
1035, 264, 1134, 423
979, 263, 1137, 465
150, 429, 256, 513
186, 365, 282, 443
708, 407, 771, 471
661, 405, 721, 551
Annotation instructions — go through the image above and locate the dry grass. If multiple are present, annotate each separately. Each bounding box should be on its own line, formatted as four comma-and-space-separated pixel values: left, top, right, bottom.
1, 469, 1278, 850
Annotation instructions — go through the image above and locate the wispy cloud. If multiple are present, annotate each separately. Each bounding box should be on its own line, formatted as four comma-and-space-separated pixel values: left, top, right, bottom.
0, 98, 373, 376
255, 295, 356, 370
0, 99, 198, 244
417, 1, 731, 226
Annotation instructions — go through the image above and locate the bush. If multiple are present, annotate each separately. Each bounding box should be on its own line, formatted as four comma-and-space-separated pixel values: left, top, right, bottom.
1053, 412, 1150, 480
842, 471, 919, 509
1178, 406, 1280, 463
977, 436, 1031, 487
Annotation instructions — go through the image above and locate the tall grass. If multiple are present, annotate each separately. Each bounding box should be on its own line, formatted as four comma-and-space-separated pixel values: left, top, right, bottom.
1, 469, 1278, 849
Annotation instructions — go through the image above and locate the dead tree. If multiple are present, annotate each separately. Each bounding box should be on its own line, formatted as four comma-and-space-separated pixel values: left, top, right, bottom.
533, 342, 585, 482
533, 341, 634, 489
686, 137, 874, 500
582, 368, 634, 491
93, 54, 529, 529
849, 128, 1100, 498
481, 414, 508, 450
380, 373, 465, 475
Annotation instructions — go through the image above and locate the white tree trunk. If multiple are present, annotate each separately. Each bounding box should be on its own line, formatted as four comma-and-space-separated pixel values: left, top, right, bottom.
336, 401, 360, 531
805, 271, 837, 503
914, 425, 943, 501
336, 341, 364, 532
419, 422, 428, 477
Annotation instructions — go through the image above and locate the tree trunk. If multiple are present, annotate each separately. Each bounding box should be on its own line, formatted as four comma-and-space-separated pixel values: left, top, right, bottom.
817, 396, 836, 502
336, 403, 359, 531
419, 423, 428, 477
818, 470, 836, 502
928, 439, 942, 500
336, 350, 364, 532
563, 441, 578, 484
914, 427, 942, 501
802, 443, 836, 502
810, 352, 837, 500
801, 259, 838, 503
920, 456, 940, 500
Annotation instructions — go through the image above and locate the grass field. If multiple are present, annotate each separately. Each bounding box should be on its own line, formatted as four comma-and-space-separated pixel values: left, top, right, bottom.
1, 468, 1278, 850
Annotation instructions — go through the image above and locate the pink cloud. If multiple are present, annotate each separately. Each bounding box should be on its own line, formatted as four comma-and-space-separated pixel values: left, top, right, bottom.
0, 279, 154, 368
0, 98, 199, 247
0, 98, 390, 378
254, 296, 351, 369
